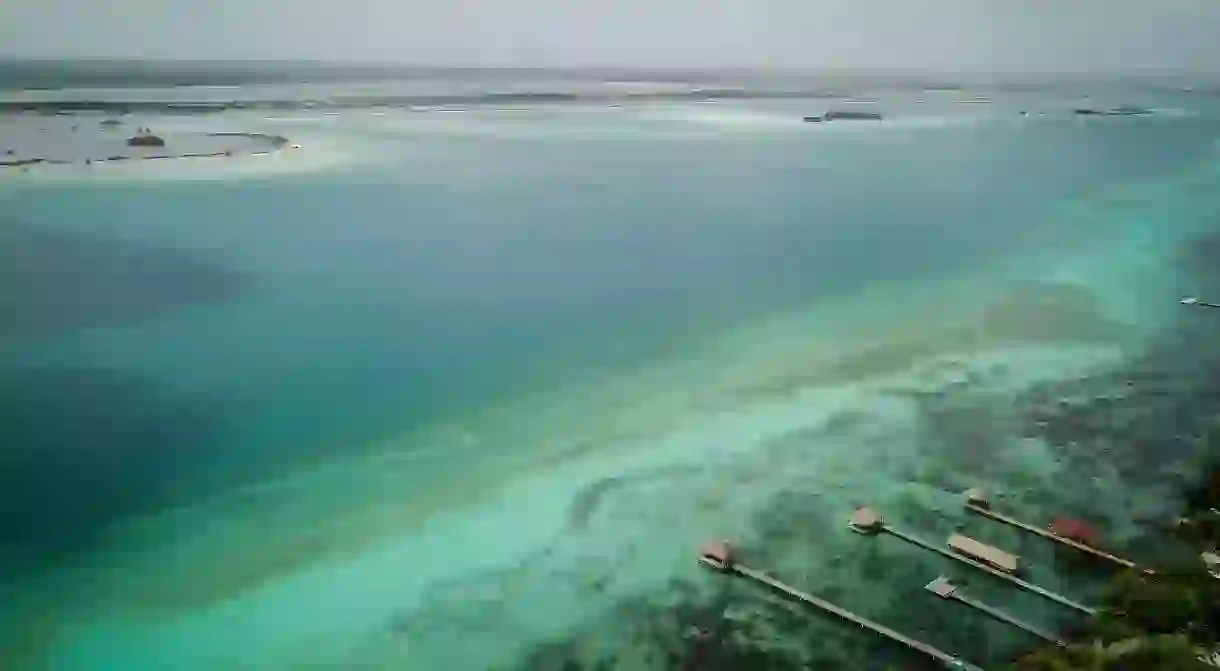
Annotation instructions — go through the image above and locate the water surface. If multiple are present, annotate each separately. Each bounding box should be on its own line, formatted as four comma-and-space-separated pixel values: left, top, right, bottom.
4, 87, 1220, 669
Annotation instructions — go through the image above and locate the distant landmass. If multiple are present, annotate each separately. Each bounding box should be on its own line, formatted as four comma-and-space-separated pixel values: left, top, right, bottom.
1, 58, 1218, 92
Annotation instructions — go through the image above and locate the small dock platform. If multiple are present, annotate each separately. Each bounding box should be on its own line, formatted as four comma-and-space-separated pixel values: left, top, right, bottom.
698, 541, 984, 671
926, 576, 1065, 646
962, 489, 1146, 574
850, 508, 1097, 616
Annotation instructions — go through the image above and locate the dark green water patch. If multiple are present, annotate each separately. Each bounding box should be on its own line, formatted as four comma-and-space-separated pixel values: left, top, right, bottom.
0, 364, 234, 573
0, 217, 251, 345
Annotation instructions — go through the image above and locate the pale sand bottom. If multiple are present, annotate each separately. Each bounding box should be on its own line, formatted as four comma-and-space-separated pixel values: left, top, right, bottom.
0, 118, 391, 185
5, 279, 1148, 668
8, 145, 1220, 669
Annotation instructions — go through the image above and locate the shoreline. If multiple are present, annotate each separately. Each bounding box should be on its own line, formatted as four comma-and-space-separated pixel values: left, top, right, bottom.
1, 132, 294, 170
0, 114, 371, 183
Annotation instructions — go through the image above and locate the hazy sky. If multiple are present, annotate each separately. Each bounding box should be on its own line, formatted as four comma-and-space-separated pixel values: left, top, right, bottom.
4, 0, 1220, 72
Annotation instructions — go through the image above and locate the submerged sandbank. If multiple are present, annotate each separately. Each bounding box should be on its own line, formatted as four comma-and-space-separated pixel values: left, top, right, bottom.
0, 114, 289, 163
3, 225, 1194, 668
4, 99, 1219, 670
0, 113, 381, 183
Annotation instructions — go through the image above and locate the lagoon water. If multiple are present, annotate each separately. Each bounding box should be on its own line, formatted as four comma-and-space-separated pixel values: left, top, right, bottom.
4, 80, 1220, 669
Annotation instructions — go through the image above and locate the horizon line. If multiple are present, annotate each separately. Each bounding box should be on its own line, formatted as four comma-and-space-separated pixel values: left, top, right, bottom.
1, 57, 1216, 78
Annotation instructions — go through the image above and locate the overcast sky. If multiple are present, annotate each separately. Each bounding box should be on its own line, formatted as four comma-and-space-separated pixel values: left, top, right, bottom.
4, 0, 1220, 72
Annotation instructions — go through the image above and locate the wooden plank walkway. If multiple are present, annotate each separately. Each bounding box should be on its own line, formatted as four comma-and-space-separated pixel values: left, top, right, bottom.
1181, 297, 1220, 309
926, 576, 1065, 646
965, 503, 1143, 573
882, 526, 1097, 616
727, 563, 985, 670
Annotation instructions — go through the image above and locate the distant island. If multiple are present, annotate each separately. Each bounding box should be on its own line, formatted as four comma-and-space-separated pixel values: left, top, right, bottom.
1074, 105, 1154, 117
206, 132, 290, 149
126, 134, 165, 148
803, 110, 884, 122
1, 121, 296, 171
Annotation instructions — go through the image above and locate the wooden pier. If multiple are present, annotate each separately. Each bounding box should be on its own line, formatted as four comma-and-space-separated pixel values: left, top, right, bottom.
698, 541, 984, 671
926, 576, 1066, 647
1181, 297, 1220, 309
850, 508, 1097, 616
963, 489, 1146, 573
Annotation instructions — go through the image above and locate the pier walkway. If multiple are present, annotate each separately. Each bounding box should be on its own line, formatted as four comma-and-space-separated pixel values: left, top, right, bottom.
926, 576, 1065, 646
850, 508, 1097, 616
963, 489, 1147, 574
698, 541, 984, 670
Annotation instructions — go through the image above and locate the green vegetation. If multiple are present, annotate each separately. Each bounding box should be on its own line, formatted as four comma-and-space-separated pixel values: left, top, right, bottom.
1014, 459, 1220, 670
1017, 634, 1213, 670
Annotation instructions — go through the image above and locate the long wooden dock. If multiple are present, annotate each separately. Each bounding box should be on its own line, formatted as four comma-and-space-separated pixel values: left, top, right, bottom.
698, 541, 984, 671
926, 576, 1065, 646
850, 509, 1096, 616
888, 526, 1097, 616
1181, 297, 1220, 309
962, 491, 1143, 572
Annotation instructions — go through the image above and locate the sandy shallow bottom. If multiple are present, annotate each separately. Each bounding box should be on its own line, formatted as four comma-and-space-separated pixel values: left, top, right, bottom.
5, 115, 1220, 671
0, 114, 390, 184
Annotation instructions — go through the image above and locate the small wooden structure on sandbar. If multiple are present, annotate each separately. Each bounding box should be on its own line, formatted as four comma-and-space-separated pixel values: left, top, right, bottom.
849, 507, 1096, 616
697, 540, 984, 671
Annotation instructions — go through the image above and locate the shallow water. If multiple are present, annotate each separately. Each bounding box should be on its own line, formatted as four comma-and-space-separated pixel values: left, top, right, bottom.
3, 91, 1220, 669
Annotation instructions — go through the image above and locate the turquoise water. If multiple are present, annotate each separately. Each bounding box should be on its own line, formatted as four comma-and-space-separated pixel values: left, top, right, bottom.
4, 93, 1220, 669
